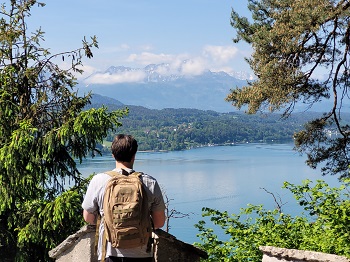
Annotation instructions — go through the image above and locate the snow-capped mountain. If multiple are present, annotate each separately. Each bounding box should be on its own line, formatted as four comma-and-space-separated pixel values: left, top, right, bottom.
80, 64, 251, 112
79, 64, 340, 113
86, 63, 254, 83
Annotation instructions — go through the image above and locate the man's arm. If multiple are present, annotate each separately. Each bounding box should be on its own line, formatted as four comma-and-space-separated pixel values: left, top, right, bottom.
151, 210, 166, 229
83, 209, 96, 225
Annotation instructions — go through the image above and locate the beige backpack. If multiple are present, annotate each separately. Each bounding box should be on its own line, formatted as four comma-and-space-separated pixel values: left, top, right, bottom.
99, 170, 152, 259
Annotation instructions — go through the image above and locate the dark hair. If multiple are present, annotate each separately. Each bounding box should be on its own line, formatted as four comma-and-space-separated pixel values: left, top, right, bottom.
111, 134, 138, 162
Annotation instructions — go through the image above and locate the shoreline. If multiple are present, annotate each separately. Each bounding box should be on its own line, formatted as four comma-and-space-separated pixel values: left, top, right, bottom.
105, 139, 295, 155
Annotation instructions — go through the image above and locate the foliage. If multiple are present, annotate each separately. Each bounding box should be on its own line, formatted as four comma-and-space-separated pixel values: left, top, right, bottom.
195, 179, 350, 261
90, 97, 331, 151
0, 1, 127, 261
115, 107, 349, 152
227, 0, 350, 178
115, 108, 299, 151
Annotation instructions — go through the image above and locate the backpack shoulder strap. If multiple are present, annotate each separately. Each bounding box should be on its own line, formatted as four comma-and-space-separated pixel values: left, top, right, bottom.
98, 170, 120, 262
130, 171, 143, 178
105, 170, 143, 178
104, 170, 122, 177
94, 213, 101, 256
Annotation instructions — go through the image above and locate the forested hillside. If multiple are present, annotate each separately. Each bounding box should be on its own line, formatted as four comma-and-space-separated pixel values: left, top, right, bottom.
88, 95, 331, 151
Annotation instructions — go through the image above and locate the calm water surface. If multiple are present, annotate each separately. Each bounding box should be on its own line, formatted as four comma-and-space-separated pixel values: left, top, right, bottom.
78, 143, 341, 244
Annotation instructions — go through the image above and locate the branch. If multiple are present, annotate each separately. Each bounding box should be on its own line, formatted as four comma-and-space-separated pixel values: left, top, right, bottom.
260, 187, 286, 212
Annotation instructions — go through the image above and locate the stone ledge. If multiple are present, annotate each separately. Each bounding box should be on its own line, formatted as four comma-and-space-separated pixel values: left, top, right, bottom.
259, 246, 350, 262
154, 229, 208, 260
49, 225, 207, 262
49, 224, 96, 259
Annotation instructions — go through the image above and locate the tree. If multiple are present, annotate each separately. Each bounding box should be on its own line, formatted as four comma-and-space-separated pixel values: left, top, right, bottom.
195, 179, 350, 261
226, 0, 350, 178
0, 1, 128, 261
162, 192, 192, 233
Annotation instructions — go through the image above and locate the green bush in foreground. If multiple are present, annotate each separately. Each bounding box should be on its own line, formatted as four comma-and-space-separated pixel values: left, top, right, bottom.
195, 179, 350, 262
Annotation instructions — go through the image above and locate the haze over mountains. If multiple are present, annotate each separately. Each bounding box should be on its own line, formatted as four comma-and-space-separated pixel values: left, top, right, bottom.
78, 64, 251, 112
78, 63, 340, 113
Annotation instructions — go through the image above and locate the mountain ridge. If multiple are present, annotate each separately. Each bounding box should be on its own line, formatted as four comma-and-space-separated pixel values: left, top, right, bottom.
79, 64, 249, 112
80, 64, 343, 113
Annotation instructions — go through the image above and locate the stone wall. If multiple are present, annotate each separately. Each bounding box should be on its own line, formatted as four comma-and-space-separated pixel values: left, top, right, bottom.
49, 225, 97, 262
153, 229, 207, 262
49, 225, 208, 262
49, 227, 350, 262
260, 246, 350, 262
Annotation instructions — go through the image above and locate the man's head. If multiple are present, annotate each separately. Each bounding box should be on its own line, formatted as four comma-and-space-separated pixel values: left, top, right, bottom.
111, 134, 138, 163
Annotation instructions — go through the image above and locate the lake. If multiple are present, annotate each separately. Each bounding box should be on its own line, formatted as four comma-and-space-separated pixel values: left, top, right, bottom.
78, 143, 341, 244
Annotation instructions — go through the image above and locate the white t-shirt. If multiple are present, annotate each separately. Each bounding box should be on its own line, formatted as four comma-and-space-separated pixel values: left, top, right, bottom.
82, 167, 166, 260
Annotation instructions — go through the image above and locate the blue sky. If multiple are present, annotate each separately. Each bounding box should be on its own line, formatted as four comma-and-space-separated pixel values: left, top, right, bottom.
26, 0, 252, 84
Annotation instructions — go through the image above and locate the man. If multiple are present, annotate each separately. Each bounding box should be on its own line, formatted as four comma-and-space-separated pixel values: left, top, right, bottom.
82, 134, 166, 262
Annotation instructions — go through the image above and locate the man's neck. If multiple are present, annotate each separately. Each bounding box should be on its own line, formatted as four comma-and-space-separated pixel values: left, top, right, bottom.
116, 161, 133, 170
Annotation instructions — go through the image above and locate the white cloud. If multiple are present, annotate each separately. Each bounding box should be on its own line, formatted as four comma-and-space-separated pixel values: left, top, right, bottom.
203, 45, 239, 64
55, 61, 98, 81
181, 58, 207, 76
79, 44, 251, 84
152, 57, 187, 76
78, 64, 97, 78
126, 52, 175, 65
125, 51, 209, 76
84, 71, 146, 84
153, 64, 176, 76
124, 45, 240, 76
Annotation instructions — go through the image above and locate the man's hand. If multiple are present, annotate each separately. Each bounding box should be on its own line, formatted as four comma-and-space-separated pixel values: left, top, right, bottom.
151, 210, 166, 229
83, 209, 97, 225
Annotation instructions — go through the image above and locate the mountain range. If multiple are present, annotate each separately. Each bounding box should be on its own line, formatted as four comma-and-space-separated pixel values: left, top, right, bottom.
77, 64, 250, 113
77, 63, 344, 113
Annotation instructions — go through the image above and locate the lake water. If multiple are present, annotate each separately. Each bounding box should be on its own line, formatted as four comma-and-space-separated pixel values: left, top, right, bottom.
78, 143, 341, 244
